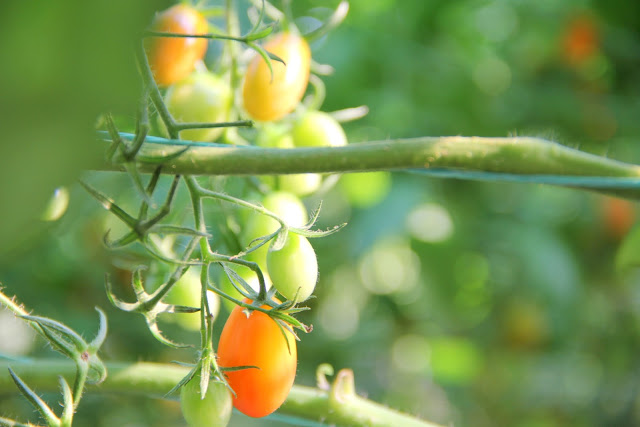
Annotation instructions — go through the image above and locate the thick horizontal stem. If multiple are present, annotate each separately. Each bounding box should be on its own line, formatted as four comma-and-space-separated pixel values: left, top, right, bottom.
0, 359, 441, 427
101, 134, 640, 199
114, 136, 639, 176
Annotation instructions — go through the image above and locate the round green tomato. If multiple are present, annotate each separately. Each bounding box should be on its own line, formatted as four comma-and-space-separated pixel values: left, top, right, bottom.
241, 192, 308, 270
165, 72, 232, 142
165, 269, 220, 331
292, 111, 347, 148
181, 375, 232, 427
340, 172, 391, 208
267, 233, 318, 303
278, 173, 322, 197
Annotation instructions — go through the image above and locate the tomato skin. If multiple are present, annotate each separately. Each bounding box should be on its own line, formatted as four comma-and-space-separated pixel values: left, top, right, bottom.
267, 233, 318, 303
217, 299, 297, 418
242, 33, 311, 121
180, 374, 233, 427
164, 72, 232, 142
292, 110, 347, 148
146, 4, 209, 87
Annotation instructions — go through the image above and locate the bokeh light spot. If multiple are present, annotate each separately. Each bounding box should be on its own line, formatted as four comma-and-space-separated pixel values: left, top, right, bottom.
392, 334, 431, 374
406, 203, 454, 243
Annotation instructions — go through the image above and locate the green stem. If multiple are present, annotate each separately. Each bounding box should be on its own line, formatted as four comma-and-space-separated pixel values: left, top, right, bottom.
104, 135, 640, 198
109, 135, 640, 175
0, 359, 441, 427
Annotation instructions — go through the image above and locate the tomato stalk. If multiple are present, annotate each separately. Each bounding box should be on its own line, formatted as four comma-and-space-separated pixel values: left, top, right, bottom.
102, 133, 640, 200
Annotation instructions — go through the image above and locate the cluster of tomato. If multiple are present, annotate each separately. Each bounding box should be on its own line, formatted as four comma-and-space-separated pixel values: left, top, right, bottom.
145, 3, 347, 425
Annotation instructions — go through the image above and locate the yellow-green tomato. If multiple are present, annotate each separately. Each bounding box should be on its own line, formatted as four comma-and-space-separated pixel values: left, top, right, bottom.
292, 111, 347, 148
165, 72, 232, 142
267, 233, 318, 303
165, 269, 220, 331
180, 376, 232, 427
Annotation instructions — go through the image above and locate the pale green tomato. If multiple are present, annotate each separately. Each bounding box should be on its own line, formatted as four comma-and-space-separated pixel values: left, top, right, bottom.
278, 173, 322, 197
241, 192, 308, 271
255, 124, 294, 148
181, 375, 232, 427
267, 233, 318, 303
340, 172, 392, 207
165, 269, 220, 331
165, 72, 232, 142
292, 111, 347, 147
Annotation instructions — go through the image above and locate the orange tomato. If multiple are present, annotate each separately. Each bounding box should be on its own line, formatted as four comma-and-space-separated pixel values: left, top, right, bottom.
145, 4, 209, 87
242, 33, 311, 121
562, 14, 598, 65
602, 197, 635, 240
217, 299, 297, 417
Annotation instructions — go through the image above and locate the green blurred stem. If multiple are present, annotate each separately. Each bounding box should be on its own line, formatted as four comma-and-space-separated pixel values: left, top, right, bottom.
0, 359, 441, 427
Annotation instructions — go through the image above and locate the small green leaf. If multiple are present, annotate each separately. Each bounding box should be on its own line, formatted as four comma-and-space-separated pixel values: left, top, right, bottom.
8, 368, 60, 427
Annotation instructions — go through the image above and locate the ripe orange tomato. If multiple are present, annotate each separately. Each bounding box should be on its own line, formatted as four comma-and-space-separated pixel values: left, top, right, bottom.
217, 299, 297, 418
602, 196, 635, 240
562, 14, 598, 65
242, 33, 311, 121
145, 4, 209, 87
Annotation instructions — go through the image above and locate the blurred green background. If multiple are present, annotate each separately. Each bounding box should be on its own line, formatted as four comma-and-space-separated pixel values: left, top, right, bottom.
1, 0, 640, 426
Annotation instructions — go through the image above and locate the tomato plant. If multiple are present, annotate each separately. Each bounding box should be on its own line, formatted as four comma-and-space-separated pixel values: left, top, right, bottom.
292, 110, 347, 148
145, 4, 209, 87
267, 233, 318, 303
164, 72, 233, 142
217, 299, 297, 418
242, 32, 311, 121
180, 374, 233, 427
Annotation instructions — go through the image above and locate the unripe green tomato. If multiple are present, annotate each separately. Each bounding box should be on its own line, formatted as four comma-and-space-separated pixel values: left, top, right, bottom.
340, 172, 391, 208
278, 173, 322, 197
267, 233, 318, 303
165, 72, 232, 142
292, 111, 347, 148
180, 375, 232, 427
165, 269, 220, 331
241, 192, 308, 271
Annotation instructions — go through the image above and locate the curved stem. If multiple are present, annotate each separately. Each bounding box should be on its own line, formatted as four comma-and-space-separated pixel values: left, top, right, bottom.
0, 359, 441, 427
